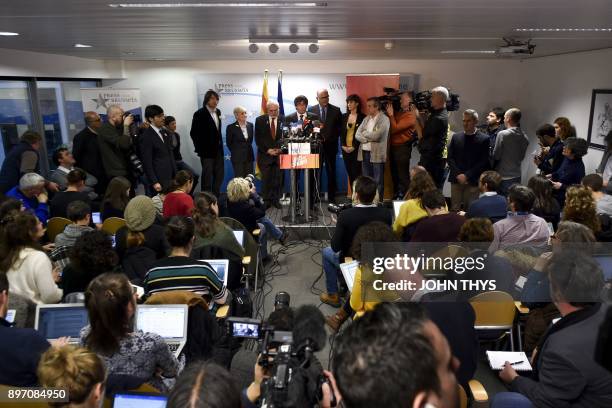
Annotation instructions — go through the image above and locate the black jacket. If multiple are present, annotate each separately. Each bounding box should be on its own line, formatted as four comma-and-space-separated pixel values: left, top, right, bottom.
331, 206, 393, 257
168, 130, 183, 162
226, 121, 254, 163
538, 138, 564, 175
308, 104, 343, 147
340, 112, 366, 149
115, 222, 170, 263
255, 115, 284, 165
227, 199, 266, 233
284, 111, 320, 126
73, 127, 106, 181
190, 107, 223, 159
0, 141, 39, 193
140, 126, 177, 188
419, 108, 448, 159
447, 131, 490, 185
0, 318, 50, 386
97, 122, 132, 178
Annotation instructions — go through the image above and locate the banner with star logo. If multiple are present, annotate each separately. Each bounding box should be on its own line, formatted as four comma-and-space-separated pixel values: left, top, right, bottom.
80, 88, 142, 120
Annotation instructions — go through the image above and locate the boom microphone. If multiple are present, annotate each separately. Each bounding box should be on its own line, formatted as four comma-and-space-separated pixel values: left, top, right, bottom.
292, 305, 327, 352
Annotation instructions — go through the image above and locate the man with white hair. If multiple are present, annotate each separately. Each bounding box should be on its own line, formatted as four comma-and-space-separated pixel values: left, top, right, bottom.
493, 107, 529, 195
5, 173, 49, 224
417, 86, 450, 189
97, 104, 134, 185
255, 101, 284, 209
447, 109, 490, 211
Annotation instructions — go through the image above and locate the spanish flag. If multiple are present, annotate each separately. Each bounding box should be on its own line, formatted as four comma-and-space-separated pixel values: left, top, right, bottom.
255, 70, 269, 179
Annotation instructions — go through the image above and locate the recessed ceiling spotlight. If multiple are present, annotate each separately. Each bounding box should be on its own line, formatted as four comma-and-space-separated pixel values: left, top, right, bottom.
248, 43, 259, 53
0, 31, 19, 36
384, 41, 394, 50
440, 50, 496, 54
308, 43, 319, 53
289, 43, 299, 53
109, 2, 324, 7
514, 28, 612, 32
269, 43, 279, 53
74, 43, 93, 48
122, 51, 136, 55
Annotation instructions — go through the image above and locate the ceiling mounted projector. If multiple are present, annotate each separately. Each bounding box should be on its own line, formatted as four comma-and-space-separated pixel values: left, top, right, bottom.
496, 38, 535, 56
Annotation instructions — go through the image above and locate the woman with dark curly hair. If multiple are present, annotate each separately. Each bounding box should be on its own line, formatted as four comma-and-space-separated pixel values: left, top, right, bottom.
61, 230, 119, 299
562, 186, 601, 234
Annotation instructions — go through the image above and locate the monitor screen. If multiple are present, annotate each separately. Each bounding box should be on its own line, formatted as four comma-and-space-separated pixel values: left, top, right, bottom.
202, 259, 229, 286
136, 306, 186, 340
593, 255, 612, 281
37, 306, 89, 340
393, 200, 405, 218
91, 212, 101, 224
112, 393, 168, 408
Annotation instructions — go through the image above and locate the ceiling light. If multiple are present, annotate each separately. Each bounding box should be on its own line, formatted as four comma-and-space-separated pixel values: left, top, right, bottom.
514, 28, 612, 32
109, 2, 323, 7
384, 41, 394, 51
248, 43, 259, 53
440, 50, 496, 54
269, 43, 279, 53
74, 43, 93, 48
289, 43, 299, 53
309, 43, 319, 53
122, 51, 136, 55
0, 31, 19, 36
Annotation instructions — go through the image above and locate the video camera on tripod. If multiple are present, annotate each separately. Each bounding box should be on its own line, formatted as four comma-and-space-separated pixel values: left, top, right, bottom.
227, 302, 336, 408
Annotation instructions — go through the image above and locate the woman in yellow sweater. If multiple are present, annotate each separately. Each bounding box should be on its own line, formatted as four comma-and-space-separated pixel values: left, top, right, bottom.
392, 170, 438, 239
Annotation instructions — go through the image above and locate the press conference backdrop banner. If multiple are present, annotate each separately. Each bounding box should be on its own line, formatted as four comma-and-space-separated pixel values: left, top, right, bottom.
195, 73, 420, 193
80, 88, 143, 119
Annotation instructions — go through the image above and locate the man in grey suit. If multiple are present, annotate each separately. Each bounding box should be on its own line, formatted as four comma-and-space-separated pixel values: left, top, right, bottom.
495, 250, 612, 408
492, 108, 529, 195
355, 97, 390, 199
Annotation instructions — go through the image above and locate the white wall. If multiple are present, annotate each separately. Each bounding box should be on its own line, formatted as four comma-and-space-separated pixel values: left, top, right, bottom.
519, 48, 612, 174
0, 47, 124, 79
104, 58, 523, 175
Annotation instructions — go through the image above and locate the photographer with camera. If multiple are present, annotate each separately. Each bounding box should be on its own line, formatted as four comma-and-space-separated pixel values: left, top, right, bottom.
226, 177, 287, 263
417, 86, 450, 190
320, 176, 392, 307
386, 92, 420, 200
97, 104, 135, 190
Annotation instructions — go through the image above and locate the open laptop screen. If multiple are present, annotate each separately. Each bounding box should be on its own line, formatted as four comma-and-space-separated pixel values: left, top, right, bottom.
136, 306, 186, 340
233, 230, 244, 246
201, 259, 229, 287
112, 392, 167, 408
36, 305, 89, 340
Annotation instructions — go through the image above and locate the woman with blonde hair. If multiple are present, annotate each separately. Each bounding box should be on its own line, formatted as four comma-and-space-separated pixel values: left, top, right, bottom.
226, 177, 286, 261
37, 345, 106, 408
226, 106, 255, 178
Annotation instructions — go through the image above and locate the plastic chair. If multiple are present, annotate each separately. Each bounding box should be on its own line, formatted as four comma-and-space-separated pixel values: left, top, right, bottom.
220, 217, 262, 292
458, 380, 488, 408
46, 217, 71, 242
469, 290, 517, 351
101, 217, 126, 235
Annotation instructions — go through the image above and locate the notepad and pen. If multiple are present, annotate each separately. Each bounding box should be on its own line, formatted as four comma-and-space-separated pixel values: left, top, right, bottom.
486, 351, 533, 371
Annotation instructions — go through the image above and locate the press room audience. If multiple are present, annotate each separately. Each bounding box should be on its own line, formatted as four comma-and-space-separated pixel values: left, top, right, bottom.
49, 146, 98, 200
226, 106, 255, 178
0, 211, 62, 304
51, 200, 94, 270
340, 94, 365, 188
493, 108, 529, 195
582, 173, 612, 216
81, 273, 179, 392
101, 176, 131, 221
144, 216, 228, 305
320, 176, 392, 307
447, 108, 490, 211
411, 189, 466, 242
465, 170, 508, 224
61, 230, 119, 300
162, 170, 195, 218
49, 168, 92, 219
489, 184, 550, 252
6, 172, 49, 224
527, 175, 561, 230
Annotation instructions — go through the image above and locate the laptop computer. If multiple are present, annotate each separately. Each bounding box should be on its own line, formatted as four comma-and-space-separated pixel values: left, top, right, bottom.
135, 304, 188, 358
35, 304, 89, 344
6, 309, 16, 324
393, 200, 405, 218
201, 259, 230, 287
593, 254, 612, 281
112, 392, 168, 408
91, 212, 101, 224
233, 230, 244, 247
340, 260, 359, 292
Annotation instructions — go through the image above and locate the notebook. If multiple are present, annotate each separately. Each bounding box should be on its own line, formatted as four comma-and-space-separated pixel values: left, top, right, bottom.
112, 392, 168, 408
486, 351, 533, 371
393, 200, 405, 218
201, 259, 230, 287
340, 260, 359, 292
136, 305, 188, 358
35, 304, 89, 344
91, 212, 101, 224
233, 230, 244, 247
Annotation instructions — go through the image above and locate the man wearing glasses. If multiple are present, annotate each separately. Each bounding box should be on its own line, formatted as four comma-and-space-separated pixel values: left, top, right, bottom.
73, 111, 107, 196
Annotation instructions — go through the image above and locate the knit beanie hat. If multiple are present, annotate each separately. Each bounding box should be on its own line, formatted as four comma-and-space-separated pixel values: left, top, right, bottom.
124, 195, 156, 232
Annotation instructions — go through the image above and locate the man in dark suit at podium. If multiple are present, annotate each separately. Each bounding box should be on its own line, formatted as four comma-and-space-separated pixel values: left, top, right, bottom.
190, 89, 224, 196
255, 101, 284, 209
285, 95, 319, 126
309, 89, 342, 203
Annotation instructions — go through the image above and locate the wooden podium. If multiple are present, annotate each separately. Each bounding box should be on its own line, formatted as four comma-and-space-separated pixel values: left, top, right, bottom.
279, 143, 320, 224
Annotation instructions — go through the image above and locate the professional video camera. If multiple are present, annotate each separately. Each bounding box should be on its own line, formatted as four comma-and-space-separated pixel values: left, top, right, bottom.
376, 87, 402, 112
414, 89, 460, 112
327, 202, 353, 214
227, 302, 335, 408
